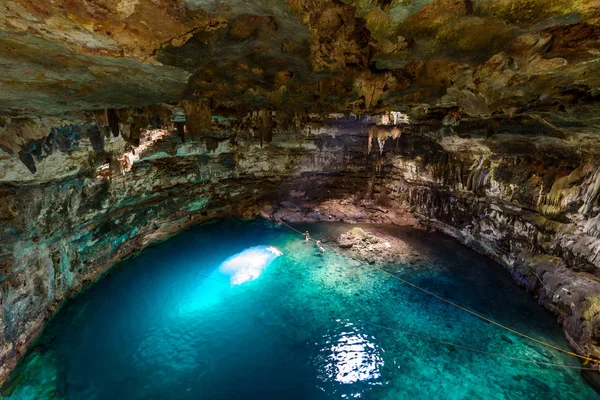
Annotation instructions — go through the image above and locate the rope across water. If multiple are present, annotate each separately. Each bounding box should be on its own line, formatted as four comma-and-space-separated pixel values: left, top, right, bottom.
277, 219, 600, 370
363, 321, 597, 370
368, 263, 600, 365
278, 220, 319, 242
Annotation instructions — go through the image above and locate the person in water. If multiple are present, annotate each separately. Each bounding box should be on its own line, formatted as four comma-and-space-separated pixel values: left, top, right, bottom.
316, 239, 325, 253
305, 231, 310, 241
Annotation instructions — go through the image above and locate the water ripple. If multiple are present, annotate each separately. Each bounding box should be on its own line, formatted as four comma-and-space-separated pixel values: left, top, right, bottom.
315, 320, 385, 393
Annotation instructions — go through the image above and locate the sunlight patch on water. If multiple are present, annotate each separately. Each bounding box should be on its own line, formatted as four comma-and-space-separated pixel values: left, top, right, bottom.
219, 245, 282, 285
178, 245, 281, 316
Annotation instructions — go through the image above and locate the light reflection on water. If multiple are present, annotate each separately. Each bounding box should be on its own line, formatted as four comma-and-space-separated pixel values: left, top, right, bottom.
316, 320, 384, 397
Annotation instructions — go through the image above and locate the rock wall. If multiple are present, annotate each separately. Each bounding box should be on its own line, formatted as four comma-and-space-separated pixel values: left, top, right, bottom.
2, 122, 600, 384
380, 132, 600, 361
3, 0, 600, 387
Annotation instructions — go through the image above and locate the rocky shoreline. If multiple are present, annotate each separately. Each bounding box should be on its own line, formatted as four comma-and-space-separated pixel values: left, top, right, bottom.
333, 223, 600, 391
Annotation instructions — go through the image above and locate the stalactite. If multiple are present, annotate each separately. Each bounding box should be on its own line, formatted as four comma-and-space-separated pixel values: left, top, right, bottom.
182, 99, 212, 141
171, 107, 187, 143
377, 136, 386, 155
18, 149, 36, 173
128, 112, 148, 147
259, 110, 273, 146
175, 122, 185, 142
107, 109, 120, 137
368, 125, 402, 155
265, 86, 287, 104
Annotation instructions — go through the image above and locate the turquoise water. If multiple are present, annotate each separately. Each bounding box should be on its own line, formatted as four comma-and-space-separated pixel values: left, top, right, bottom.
1, 219, 597, 399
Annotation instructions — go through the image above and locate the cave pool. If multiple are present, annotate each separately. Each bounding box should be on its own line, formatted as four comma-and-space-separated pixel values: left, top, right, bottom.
1, 219, 597, 399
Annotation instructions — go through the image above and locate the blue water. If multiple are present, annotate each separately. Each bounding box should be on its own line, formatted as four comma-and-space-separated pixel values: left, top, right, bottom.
1, 219, 597, 399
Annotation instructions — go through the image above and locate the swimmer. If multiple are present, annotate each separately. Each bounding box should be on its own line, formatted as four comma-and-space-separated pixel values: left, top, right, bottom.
304, 231, 310, 242
316, 239, 325, 253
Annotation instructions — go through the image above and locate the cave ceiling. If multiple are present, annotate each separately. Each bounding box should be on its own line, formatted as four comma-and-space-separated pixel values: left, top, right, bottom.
1, 0, 600, 153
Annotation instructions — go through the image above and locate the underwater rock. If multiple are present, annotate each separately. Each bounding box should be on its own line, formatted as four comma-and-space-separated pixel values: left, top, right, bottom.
337, 227, 416, 266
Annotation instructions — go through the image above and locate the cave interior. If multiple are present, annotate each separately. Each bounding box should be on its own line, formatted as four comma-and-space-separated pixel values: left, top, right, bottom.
2, 0, 600, 397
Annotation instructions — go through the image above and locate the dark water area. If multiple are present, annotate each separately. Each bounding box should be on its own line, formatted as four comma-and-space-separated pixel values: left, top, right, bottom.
1, 219, 597, 399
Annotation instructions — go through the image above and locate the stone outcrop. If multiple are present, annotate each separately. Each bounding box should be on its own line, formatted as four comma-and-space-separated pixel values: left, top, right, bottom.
336, 227, 419, 266
381, 133, 600, 362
